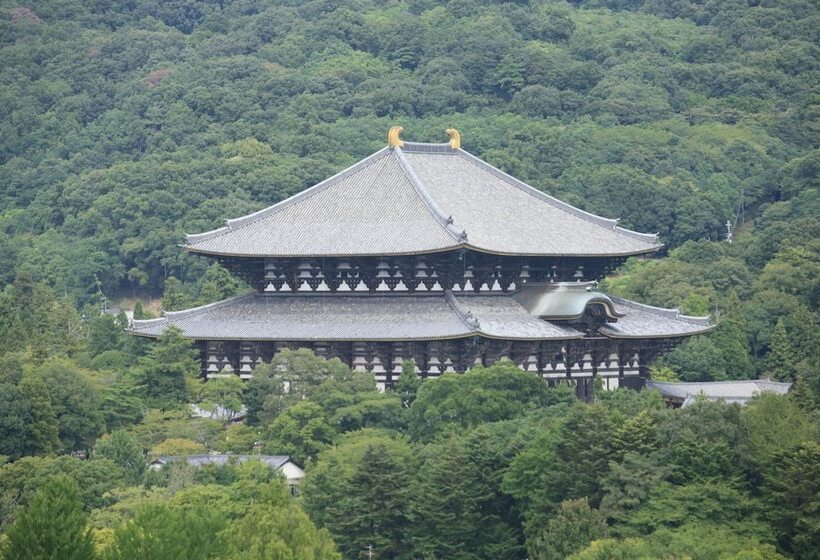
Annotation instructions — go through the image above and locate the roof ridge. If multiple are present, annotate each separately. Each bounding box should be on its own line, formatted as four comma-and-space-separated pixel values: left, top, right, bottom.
185, 148, 392, 245
444, 290, 480, 331
609, 296, 711, 326
393, 147, 468, 243
162, 291, 257, 320
454, 148, 660, 246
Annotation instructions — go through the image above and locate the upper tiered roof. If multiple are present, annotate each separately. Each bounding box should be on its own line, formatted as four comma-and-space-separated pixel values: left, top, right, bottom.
184, 129, 661, 258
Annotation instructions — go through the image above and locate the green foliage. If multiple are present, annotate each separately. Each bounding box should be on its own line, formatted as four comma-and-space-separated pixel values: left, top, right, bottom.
244, 349, 353, 425
0, 1, 817, 557
303, 430, 414, 559
2, 475, 95, 560
763, 441, 820, 558
105, 503, 224, 560
198, 374, 244, 419
409, 360, 553, 440
264, 401, 336, 464
95, 431, 146, 486
222, 487, 341, 559
138, 327, 198, 408
31, 360, 104, 453
529, 498, 608, 560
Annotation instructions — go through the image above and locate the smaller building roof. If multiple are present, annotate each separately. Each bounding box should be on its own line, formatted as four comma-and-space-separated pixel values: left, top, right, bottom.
647, 379, 791, 407
152, 454, 297, 469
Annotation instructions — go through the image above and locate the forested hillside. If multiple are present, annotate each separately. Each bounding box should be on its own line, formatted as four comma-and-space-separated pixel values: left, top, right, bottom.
0, 0, 818, 558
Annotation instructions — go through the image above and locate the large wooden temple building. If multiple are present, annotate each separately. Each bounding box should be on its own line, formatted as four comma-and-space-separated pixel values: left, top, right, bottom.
130, 127, 711, 396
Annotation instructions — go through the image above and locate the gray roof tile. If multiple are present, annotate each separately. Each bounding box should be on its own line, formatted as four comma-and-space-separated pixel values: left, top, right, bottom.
184, 142, 660, 258
647, 380, 791, 406
130, 290, 710, 342
600, 297, 712, 338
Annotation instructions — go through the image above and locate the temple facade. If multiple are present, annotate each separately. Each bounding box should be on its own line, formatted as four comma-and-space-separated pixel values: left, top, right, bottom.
130, 127, 711, 397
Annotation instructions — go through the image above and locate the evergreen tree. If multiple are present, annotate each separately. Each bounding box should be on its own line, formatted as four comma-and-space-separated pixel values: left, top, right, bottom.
610, 410, 657, 461
139, 327, 198, 408
107, 503, 225, 560
132, 301, 146, 320
19, 376, 60, 456
303, 431, 413, 559
410, 431, 522, 560
332, 444, 411, 557
712, 291, 753, 379
95, 430, 146, 485
764, 319, 797, 381
0, 383, 33, 459
529, 498, 608, 560
2, 475, 95, 560
393, 359, 421, 407
161, 276, 189, 312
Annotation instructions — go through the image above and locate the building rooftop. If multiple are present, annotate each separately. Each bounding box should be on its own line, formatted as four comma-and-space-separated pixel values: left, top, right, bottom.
130, 289, 710, 342
647, 379, 792, 407
152, 454, 296, 469
183, 134, 661, 258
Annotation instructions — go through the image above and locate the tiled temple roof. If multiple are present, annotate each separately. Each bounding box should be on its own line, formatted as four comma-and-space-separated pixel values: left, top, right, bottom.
647, 379, 791, 407
600, 297, 712, 339
130, 290, 710, 342
183, 141, 661, 258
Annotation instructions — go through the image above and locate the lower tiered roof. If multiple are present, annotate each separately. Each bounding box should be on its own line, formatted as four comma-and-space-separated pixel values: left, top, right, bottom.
130, 289, 711, 342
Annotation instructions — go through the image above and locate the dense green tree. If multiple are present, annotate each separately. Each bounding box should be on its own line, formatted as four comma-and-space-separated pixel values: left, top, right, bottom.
139, 327, 198, 408
764, 318, 798, 381
244, 349, 352, 424
529, 498, 608, 560
264, 401, 336, 464
199, 374, 244, 420
410, 433, 521, 560
95, 431, 146, 485
0, 383, 34, 460
32, 360, 103, 453
303, 430, 413, 559
2, 476, 95, 560
19, 376, 60, 456
409, 361, 552, 441
223, 484, 341, 559
393, 359, 421, 407
160, 277, 190, 312
106, 503, 225, 560
763, 441, 820, 558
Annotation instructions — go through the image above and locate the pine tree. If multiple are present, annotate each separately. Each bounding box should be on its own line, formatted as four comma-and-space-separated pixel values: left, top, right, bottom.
713, 291, 753, 379
3, 475, 95, 560
611, 410, 657, 461
133, 301, 146, 320
764, 319, 797, 381
139, 327, 198, 407
161, 276, 189, 311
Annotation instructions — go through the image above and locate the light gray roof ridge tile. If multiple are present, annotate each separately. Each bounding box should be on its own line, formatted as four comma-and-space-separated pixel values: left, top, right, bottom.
443, 289, 481, 330
185, 148, 392, 245
454, 148, 660, 246
393, 147, 467, 242
608, 296, 711, 326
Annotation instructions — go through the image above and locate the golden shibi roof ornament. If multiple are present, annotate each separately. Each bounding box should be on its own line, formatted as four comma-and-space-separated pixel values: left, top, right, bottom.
387, 126, 404, 148
445, 128, 461, 149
